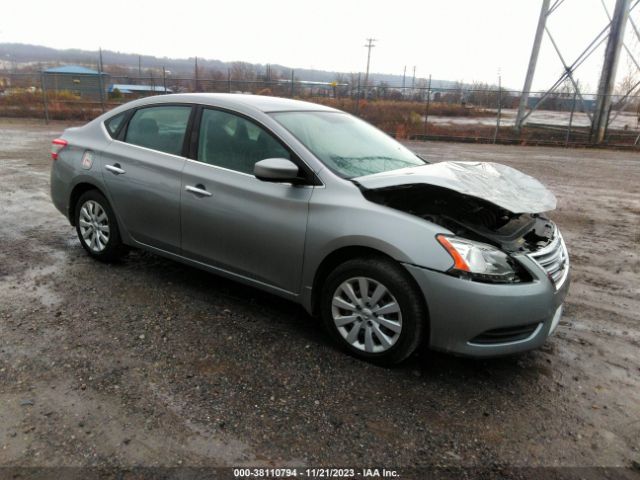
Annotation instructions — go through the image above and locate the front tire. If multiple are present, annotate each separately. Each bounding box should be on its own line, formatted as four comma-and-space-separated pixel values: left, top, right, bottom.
320, 257, 426, 365
75, 190, 126, 262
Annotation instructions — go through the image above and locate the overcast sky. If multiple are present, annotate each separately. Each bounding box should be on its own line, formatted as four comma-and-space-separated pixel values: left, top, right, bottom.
2, 0, 638, 92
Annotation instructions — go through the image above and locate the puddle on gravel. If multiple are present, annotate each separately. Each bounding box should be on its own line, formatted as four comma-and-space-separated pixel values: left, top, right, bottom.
0, 249, 68, 308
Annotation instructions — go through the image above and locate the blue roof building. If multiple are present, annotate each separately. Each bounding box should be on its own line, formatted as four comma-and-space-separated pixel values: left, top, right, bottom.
42, 64, 108, 99
44, 65, 105, 75
108, 84, 172, 95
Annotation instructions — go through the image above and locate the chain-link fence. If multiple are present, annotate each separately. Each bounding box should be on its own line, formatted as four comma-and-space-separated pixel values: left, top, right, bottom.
1, 70, 640, 148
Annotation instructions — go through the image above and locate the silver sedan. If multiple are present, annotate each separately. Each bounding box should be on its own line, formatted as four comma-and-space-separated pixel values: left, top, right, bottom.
50, 94, 569, 364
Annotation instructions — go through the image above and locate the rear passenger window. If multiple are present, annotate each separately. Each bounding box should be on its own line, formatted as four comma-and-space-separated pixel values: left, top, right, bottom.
105, 112, 126, 138
198, 109, 290, 174
125, 106, 191, 156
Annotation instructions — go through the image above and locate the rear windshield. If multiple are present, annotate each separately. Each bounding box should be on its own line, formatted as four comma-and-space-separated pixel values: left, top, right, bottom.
270, 111, 425, 178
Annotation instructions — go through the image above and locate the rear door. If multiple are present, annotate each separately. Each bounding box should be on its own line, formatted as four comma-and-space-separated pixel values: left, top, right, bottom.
102, 104, 193, 253
180, 107, 313, 293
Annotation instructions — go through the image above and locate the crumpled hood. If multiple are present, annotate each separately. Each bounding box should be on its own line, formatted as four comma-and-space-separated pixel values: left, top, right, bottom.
353, 161, 557, 214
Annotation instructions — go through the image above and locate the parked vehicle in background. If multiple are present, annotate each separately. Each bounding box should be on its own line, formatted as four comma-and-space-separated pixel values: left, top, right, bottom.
50, 94, 569, 364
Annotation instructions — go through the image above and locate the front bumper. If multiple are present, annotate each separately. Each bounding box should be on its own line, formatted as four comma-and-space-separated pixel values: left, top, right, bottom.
403, 254, 570, 357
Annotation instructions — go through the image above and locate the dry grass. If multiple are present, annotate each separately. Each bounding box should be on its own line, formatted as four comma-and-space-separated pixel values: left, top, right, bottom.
309, 98, 492, 138
0, 90, 120, 121
1, 92, 637, 146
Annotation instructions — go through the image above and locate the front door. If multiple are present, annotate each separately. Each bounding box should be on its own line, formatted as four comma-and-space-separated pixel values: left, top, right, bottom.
180, 108, 312, 293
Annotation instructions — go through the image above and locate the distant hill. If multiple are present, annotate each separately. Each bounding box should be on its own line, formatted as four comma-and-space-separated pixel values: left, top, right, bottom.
0, 42, 456, 89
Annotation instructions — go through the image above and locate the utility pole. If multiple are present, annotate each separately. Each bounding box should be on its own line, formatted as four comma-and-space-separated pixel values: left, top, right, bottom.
591, 0, 630, 143
356, 73, 361, 115
424, 74, 432, 137
493, 71, 502, 144
363, 38, 376, 87
402, 65, 406, 99
290, 69, 294, 97
138, 55, 142, 79
412, 66, 416, 89
98, 47, 105, 112
40, 72, 49, 124
516, 0, 550, 129
162, 66, 167, 94
194, 56, 198, 92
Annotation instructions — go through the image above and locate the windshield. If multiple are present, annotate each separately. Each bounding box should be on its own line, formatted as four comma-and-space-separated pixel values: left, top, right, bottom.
270, 111, 425, 178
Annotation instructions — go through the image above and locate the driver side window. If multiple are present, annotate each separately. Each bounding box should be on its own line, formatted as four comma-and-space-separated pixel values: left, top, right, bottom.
197, 109, 290, 174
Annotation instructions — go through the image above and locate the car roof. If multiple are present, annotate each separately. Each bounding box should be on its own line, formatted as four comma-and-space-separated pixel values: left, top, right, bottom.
129, 93, 340, 114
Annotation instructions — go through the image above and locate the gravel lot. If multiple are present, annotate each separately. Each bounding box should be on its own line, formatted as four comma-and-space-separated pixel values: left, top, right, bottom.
0, 118, 639, 476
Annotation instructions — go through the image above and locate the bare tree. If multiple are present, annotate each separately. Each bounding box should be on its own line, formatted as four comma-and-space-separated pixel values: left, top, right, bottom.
230, 62, 257, 81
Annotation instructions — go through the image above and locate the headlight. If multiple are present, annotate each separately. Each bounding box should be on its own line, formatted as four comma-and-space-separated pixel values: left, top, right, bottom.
436, 234, 524, 283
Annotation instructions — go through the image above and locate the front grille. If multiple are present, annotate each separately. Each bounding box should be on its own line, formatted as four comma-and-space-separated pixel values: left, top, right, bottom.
528, 228, 569, 289
470, 322, 541, 345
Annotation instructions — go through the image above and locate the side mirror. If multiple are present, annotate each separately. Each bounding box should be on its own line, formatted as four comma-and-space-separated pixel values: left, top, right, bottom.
254, 158, 301, 183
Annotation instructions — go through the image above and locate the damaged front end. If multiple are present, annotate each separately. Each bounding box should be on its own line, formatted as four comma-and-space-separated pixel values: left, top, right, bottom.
362, 183, 555, 254
355, 162, 568, 288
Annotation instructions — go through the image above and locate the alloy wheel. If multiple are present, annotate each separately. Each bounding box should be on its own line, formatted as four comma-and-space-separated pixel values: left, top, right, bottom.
331, 276, 403, 353
78, 200, 110, 252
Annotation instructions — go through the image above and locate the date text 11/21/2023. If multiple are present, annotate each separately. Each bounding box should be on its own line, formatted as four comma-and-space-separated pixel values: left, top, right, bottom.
233, 467, 400, 478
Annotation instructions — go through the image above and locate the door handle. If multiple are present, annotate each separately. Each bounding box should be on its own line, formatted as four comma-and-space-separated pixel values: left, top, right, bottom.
185, 185, 212, 197
105, 164, 126, 175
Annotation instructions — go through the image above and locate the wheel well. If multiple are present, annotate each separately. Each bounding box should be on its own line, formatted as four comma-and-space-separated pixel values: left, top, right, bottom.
68, 183, 103, 226
311, 246, 431, 345
310, 246, 397, 316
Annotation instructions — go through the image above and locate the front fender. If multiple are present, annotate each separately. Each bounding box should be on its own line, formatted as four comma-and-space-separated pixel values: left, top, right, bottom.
300, 182, 455, 311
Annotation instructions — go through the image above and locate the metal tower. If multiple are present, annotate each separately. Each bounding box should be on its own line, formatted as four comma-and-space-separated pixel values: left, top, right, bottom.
516, 0, 640, 143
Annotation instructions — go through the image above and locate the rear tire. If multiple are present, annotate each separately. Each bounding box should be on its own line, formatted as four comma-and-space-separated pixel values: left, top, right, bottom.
320, 256, 426, 365
75, 190, 126, 262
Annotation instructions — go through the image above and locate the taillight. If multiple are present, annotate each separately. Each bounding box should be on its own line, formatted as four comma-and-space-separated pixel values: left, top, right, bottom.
51, 138, 68, 160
